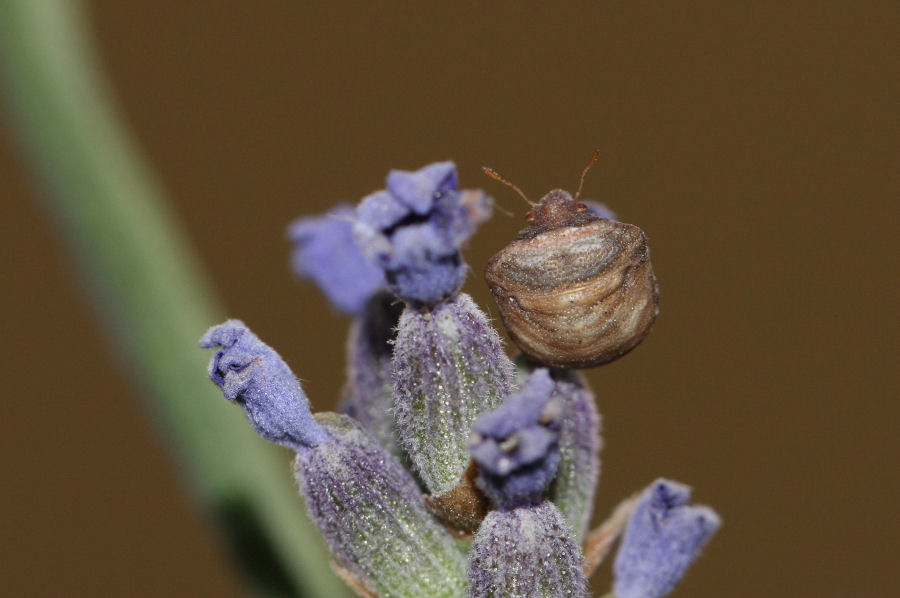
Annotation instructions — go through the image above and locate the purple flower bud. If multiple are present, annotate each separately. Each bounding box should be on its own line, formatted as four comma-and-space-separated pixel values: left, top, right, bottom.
353, 162, 492, 307
614, 479, 721, 598
469, 369, 562, 510
201, 321, 466, 596
339, 292, 403, 456
546, 366, 601, 543
199, 320, 328, 449
583, 200, 616, 221
287, 204, 386, 316
392, 293, 514, 495
468, 501, 588, 598
297, 413, 467, 598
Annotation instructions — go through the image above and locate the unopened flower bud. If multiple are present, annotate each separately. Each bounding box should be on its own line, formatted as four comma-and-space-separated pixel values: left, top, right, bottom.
468, 501, 588, 598
199, 320, 327, 449
392, 293, 514, 495
298, 413, 467, 598
613, 479, 721, 598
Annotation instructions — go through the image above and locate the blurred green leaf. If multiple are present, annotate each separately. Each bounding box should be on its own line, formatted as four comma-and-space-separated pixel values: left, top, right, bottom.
0, 1, 352, 596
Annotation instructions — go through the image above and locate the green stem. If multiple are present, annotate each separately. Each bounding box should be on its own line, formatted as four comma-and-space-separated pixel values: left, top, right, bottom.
0, 1, 350, 596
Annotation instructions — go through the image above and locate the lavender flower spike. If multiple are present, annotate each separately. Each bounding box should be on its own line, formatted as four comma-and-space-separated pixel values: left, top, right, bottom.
354, 161, 492, 307
613, 479, 721, 598
201, 321, 467, 597
199, 320, 327, 449
392, 293, 514, 495
288, 204, 385, 316
468, 369, 588, 598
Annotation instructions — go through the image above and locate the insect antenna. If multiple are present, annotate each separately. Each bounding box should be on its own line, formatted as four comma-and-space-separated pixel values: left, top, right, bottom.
482, 167, 535, 207
574, 149, 600, 201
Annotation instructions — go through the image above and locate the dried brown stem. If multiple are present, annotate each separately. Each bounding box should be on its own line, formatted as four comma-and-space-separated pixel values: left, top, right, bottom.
582, 494, 640, 578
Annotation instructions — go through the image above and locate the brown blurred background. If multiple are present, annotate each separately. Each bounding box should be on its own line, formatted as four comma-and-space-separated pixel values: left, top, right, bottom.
2, 2, 897, 596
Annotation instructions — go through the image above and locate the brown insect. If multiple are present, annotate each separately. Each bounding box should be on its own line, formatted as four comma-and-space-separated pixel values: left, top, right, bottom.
482, 151, 659, 369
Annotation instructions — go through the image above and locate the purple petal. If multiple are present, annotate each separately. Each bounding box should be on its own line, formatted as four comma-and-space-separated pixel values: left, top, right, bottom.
287, 204, 386, 316
389, 223, 457, 268
357, 189, 409, 230
386, 161, 458, 214
383, 255, 467, 307
472, 368, 556, 439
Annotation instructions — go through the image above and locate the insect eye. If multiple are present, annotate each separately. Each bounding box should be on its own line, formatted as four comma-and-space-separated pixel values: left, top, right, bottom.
525, 212, 535, 222
575, 203, 587, 212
